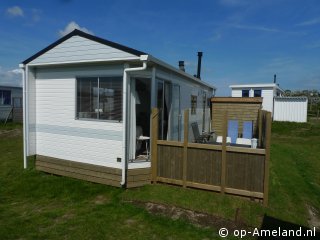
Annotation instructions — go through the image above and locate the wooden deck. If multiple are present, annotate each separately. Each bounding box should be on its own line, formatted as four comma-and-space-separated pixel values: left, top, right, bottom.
151, 108, 271, 205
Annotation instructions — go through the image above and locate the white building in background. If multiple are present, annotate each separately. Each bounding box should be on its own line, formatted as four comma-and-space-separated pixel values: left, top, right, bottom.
229, 83, 284, 114
273, 97, 308, 123
229, 83, 308, 123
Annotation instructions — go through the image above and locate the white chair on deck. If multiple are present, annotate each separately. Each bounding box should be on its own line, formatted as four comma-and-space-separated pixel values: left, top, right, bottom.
216, 136, 231, 144
236, 138, 251, 145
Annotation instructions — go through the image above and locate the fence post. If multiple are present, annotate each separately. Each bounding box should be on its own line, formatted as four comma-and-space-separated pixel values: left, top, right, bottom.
258, 110, 263, 148
263, 111, 271, 206
151, 108, 159, 183
221, 111, 227, 194
182, 109, 189, 188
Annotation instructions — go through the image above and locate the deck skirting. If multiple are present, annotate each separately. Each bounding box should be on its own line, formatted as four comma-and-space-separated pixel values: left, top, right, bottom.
127, 168, 151, 188
36, 155, 151, 188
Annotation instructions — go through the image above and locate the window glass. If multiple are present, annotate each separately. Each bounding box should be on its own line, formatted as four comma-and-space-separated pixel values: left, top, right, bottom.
76, 77, 122, 121
77, 77, 98, 119
0, 90, 11, 105
99, 77, 122, 121
242, 90, 249, 97
191, 95, 197, 115
254, 90, 262, 97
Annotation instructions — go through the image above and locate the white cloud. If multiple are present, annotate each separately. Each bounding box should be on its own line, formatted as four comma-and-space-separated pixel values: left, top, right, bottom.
6, 6, 24, 17
59, 21, 93, 37
296, 17, 320, 27
0, 67, 22, 87
31, 9, 42, 22
229, 23, 280, 32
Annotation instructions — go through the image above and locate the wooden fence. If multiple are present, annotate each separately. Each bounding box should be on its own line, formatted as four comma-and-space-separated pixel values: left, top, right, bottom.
151, 108, 271, 206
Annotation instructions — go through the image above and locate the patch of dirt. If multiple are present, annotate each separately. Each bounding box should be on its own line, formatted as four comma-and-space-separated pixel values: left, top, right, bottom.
124, 218, 138, 227
129, 200, 252, 231
93, 195, 110, 205
0, 128, 22, 137
307, 205, 320, 231
55, 212, 75, 223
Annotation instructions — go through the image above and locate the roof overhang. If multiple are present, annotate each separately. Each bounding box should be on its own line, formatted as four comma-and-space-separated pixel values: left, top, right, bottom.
149, 55, 215, 90
229, 83, 284, 93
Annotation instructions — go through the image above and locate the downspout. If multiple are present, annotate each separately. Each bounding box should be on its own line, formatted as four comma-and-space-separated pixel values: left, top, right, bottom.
19, 63, 27, 169
121, 55, 149, 186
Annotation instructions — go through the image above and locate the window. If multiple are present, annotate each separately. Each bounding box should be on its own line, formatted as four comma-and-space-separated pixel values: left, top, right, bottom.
191, 95, 197, 115
0, 90, 11, 105
242, 90, 249, 97
254, 90, 262, 97
76, 76, 122, 121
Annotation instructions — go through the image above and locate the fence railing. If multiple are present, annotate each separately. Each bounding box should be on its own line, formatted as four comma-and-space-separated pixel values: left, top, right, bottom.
151, 108, 272, 206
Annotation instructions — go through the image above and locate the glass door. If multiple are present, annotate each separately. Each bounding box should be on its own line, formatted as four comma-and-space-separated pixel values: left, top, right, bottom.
157, 80, 164, 139
157, 80, 174, 140
171, 84, 181, 141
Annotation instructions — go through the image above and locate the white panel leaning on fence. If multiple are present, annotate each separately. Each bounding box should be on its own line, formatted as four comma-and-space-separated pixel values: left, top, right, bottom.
273, 97, 308, 123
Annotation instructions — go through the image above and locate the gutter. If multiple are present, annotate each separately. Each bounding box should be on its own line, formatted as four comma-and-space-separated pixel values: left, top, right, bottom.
121, 55, 148, 186
19, 63, 28, 169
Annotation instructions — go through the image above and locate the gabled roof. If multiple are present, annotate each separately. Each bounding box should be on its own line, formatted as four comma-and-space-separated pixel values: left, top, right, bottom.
21, 29, 215, 90
22, 29, 146, 64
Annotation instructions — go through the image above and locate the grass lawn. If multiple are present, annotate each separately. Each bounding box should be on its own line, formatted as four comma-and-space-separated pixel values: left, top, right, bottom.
0, 120, 319, 239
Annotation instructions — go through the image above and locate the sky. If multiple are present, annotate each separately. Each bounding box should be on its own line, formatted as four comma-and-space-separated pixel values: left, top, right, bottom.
0, 0, 320, 96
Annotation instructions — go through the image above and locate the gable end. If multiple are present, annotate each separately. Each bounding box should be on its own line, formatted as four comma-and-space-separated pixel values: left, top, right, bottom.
22, 29, 146, 64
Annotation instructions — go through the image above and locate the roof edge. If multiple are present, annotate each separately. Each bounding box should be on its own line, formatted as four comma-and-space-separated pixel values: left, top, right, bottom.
22, 29, 146, 65
229, 83, 284, 92
211, 97, 263, 103
149, 55, 215, 90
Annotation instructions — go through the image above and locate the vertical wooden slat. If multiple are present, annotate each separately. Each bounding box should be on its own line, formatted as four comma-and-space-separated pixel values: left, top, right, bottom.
182, 109, 189, 188
151, 108, 159, 182
258, 109, 263, 148
263, 111, 271, 206
221, 111, 227, 194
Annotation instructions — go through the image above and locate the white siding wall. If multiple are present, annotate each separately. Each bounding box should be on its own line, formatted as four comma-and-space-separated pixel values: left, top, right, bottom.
29, 36, 138, 65
261, 88, 274, 113
28, 64, 124, 168
231, 87, 275, 113
231, 89, 242, 97
273, 98, 308, 122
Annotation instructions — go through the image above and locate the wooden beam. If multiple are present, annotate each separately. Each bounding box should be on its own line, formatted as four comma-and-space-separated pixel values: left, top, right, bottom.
36, 155, 121, 174
221, 111, 227, 194
36, 165, 121, 187
127, 168, 151, 176
157, 140, 184, 147
182, 109, 189, 188
226, 146, 266, 155
187, 182, 221, 192
151, 108, 159, 183
225, 187, 264, 199
187, 142, 222, 150
156, 177, 183, 186
263, 111, 272, 206
36, 160, 121, 181
211, 97, 263, 104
